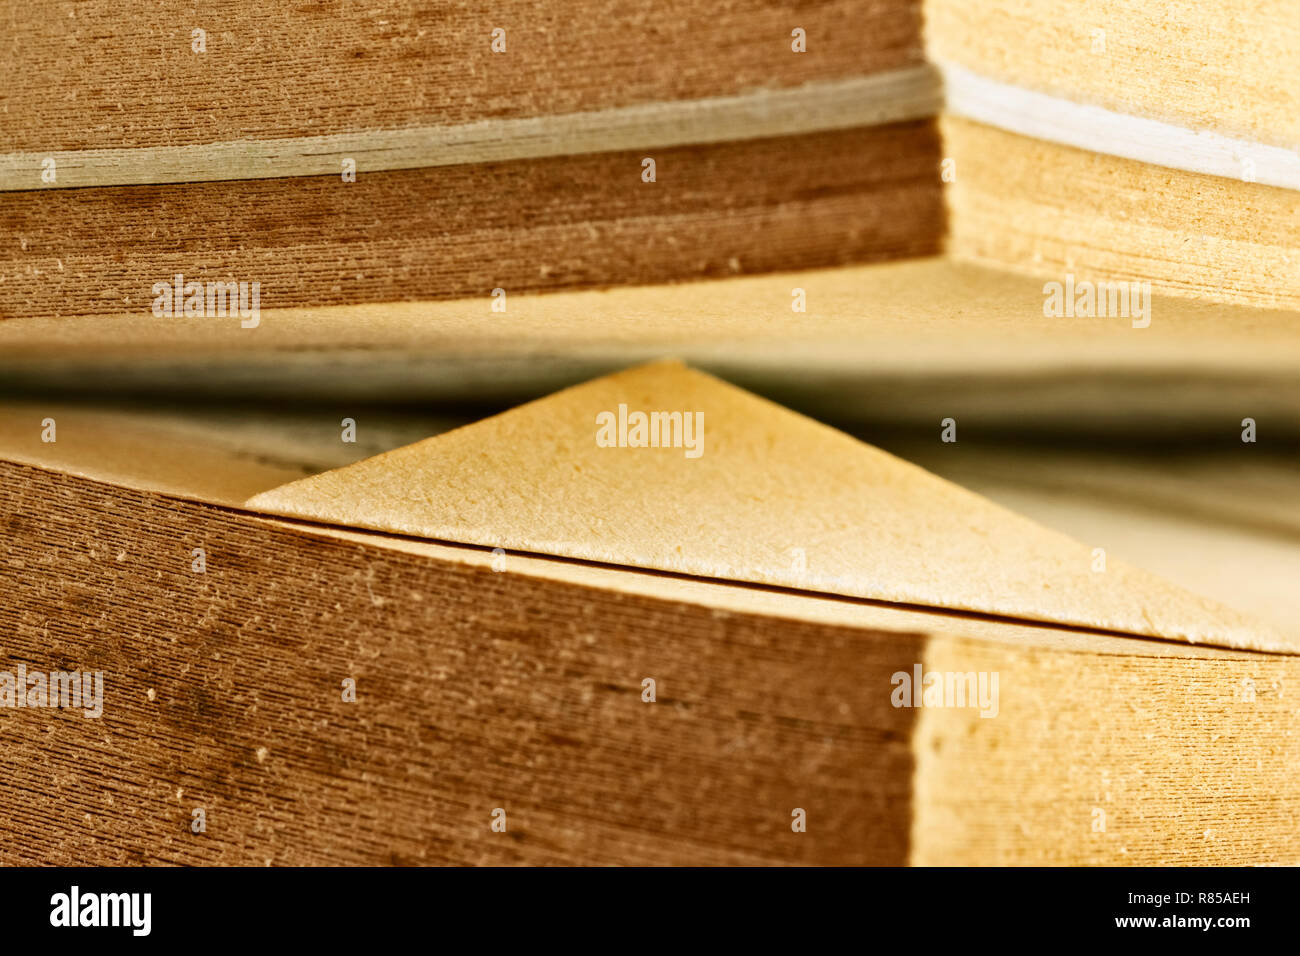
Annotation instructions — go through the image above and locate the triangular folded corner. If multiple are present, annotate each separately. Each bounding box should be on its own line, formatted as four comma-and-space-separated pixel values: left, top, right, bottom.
247, 360, 1296, 654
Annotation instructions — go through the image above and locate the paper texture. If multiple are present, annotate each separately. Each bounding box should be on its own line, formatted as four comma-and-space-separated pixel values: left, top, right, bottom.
249, 361, 1293, 652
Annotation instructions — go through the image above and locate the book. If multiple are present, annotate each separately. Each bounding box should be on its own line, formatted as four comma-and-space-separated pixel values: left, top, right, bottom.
2, 0, 1296, 877
1, 362, 1295, 865
0, 1, 941, 317
4, 0, 1296, 324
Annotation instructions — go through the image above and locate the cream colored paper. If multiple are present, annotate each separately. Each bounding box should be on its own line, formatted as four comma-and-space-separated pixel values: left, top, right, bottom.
248, 361, 1293, 652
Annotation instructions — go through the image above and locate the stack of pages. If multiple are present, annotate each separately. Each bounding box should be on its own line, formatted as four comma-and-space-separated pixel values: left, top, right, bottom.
2, 362, 1296, 865
0, 0, 1296, 866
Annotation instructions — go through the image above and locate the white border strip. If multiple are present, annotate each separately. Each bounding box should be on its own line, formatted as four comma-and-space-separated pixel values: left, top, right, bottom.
0, 66, 941, 192
940, 60, 1300, 192
12, 61, 1293, 193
